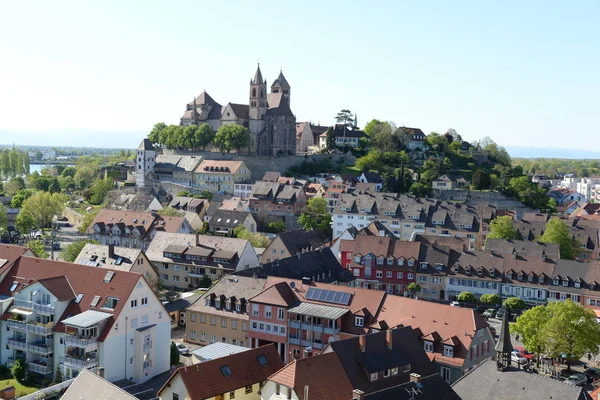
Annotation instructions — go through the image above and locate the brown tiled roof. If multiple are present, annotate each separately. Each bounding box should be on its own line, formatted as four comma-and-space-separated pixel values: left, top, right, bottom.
87, 209, 187, 239
1, 257, 142, 341
249, 281, 297, 307
277, 229, 329, 254
296, 122, 307, 137
484, 239, 560, 259
36, 276, 76, 301
375, 296, 489, 368
262, 171, 281, 182
159, 344, 284, 400
268, 352, 354, 400
196, 160, 244, 174
0, 244, 31, 275
339, 236, 421, 261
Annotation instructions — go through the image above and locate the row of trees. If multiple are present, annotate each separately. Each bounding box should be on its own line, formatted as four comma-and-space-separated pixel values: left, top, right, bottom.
148, 123, 250, 153
0, 148, 30, 179
487, 216, 579, 259
514, 158, 600, 178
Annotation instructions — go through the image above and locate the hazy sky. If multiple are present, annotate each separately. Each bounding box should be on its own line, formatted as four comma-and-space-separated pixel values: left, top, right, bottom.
1, 1, 598, 149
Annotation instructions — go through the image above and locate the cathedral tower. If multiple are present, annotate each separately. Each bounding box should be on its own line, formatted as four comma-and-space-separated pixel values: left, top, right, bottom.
271, 70, 291, 105
249, 64, 267, 120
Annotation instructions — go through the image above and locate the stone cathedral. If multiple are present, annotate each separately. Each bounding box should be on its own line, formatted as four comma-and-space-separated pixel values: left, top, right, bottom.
180, 65, 296, 156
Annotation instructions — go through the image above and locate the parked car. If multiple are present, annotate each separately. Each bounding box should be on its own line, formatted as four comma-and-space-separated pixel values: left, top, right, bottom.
514, 346, 535, 360
450, 301, 461, 307
176, 343, 191, 356
565, 373, 587, 387
585, 368, 600, 382
511, 351, 527, 364
483, 309, 496, 318
496, 308, 505, 319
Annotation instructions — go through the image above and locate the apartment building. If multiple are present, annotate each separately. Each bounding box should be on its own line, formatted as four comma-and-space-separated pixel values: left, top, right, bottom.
208, 209, 256, 235
154, 154, 202, 186
373, 296, 494, 384
74, 243, 158, 289
260, 229, 328, 264
168, 196, 210, 217
158, 345, 283, 400
146, 232, 260, 289
0, 256, 169, 383
247, 277, 386, 362
87, 209, 194, 250
194, 160, 251, 194
185, 276, 266, 348
249, 181, 308, 217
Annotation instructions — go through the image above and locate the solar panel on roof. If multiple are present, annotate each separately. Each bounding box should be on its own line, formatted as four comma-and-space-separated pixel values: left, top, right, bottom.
333, 291, 344, 303
326, 290, 336, 302
306, 287, 316, 300
340, 292, 352, 305
318, 289, 329, 301
115, 257, 123, 266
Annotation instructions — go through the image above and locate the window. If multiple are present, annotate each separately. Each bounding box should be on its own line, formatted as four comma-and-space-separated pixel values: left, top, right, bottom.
386, 271, 392, 278
419, 275, 427, 283
230, 391, 235, 399
200, 332, 206, 342
265, 306, 272, 318
190, 330, 196, 340
162, 274, 169, 281
443, 346, 453, 357
252, 304, 259, 316
200, 314, 206, 324
190, 312, 196, 322
355, 316, 364, 326
384, 369, 391, 378
257, 355, 268, 366
441, 366, 451, 383
173, 394, 179, 400
221, 318, 227, 328
210, 316, 216, 325
278, 308, 285, 319
242, 322, 248, 331
377, 258, 384, 265
397, 272, 403, 279
236, 303, 242, 312
232, 320, 237, 330
353, 269, 360, 276
376, 271, 383, 278
210, 334, 216, 343
131, 299, 138, 308
424, 341, 433, 352
407, 273, 413, 280
245, 385, 253, 394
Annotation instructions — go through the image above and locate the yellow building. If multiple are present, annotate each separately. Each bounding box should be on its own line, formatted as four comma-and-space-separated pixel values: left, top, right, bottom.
194, 160, 251, 194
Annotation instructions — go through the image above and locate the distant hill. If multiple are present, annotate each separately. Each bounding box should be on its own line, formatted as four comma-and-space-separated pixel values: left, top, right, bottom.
0, 128, 145, 149
507, 146, 600, 159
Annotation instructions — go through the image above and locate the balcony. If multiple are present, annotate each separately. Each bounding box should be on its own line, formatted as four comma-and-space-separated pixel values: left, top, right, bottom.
7, 338, 27, 351
64, 355, 98, 368
7, 319, 26, 331
288, 336, 300, 345
28, 361, 52, 375
27, 322, 54, 335
14, 299, 55, 315
65, 334, 98, 349
7, 339, 54, 355
289, 320, 339, 336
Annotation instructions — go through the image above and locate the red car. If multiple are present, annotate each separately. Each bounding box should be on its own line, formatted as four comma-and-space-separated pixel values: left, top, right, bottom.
514, 346, 535, 360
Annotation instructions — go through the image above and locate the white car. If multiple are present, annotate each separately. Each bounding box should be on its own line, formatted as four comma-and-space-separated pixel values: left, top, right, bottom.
176, 343, 191, 356
565, 373, 587, 387
511, 351, 527, 364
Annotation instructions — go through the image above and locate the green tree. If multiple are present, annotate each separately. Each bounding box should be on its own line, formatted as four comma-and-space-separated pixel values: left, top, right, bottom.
512, 300, 600, 371
48, 177, 61, 194
52, 365, 63, 384
89, 178, 113, 205
148, 122, 168, 145
480, 293, 502, 305
61, 239, 99, 263
409, 182, 431, 197
457, 291, 476, 304
504, 297, 526, 311
61, 166, 77, 178
407, 282, 421, 298
363, 119, 382, 136
355, 150, 383, 172
16, 211, 36, 234
426, 132, 449, 153
335, 109, 354, 128
170, 341, 180, 366
78, 210, 99, 234
298, 198, 331, 234
157, 207, 183, 217
11, 358, 27, 383
213, 124, 250, 153
19, 191, 66, 229
539, 218, 580, 260
194, 123, 215, 150
28, 240, 49, 259
367, 122, 394, 152
267, 220, 286, 233
472, 170, 491, 190
486, 216, 517, 241
233, 225, 271, 248
0, 204, 7, 233
325, 127, 335, 150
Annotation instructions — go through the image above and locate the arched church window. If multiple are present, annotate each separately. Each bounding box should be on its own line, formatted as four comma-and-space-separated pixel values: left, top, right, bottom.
252, 88, 256, 97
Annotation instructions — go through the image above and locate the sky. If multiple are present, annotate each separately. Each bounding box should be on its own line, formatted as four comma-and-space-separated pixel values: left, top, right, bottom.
0, 0, 598, 151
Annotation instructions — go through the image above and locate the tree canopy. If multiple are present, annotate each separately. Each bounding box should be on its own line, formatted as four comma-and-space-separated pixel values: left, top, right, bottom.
486, 216, 517, 241
233, 225, 271, 248
18, 191, 66, 230
539, 218, 580, 260
61, 239, 99, 263
472, 170, 491, 190
457, 291, 476, 303
213, 124, 250, 153
480, 293, 502, 305
503, 297, 526, 311
511, 300, 600, 370
298, 198, 331, 235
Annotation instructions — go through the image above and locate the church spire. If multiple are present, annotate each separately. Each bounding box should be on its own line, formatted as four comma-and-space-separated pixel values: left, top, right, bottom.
252, 63, 264, 84
495, 306, 514, 371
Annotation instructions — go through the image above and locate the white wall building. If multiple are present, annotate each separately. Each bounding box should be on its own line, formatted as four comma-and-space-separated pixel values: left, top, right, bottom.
136, 139, 156, 188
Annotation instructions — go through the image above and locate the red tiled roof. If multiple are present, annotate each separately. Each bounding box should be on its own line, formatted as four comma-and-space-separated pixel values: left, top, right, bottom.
36, 276, 76, 301
0, 244, 30, 274
268, 352, 354, 400
339, 236, 422, 260
249, 282, 297, 307
159, 344, 284, 400
1, 256, 142, 341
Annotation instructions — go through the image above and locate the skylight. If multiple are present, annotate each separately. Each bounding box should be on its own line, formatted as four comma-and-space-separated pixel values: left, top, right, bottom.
220, 366, 232, 377
257, 356, 268, 366
9, 282, 18, 292
104, 271, 115, 283
90, 295, 101, 307
75, 294, 84, 304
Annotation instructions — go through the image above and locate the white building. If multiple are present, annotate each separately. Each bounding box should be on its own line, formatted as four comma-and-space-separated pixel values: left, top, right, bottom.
234, 182, 254, 199
136, 139, 156, 188
577, 177, 600, 201
0, 256, 170, 383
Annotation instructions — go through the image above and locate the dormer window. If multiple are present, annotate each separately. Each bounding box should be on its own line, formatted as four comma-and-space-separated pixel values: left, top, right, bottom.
205, 298, 211, 307
408, 260, 414, 267
435, 263, 444, 271
575, 281, 581, 288
538, 276, 544, 284
477, 267, 483, 276
387, 257, 394, 265
354, 255, 361, 263
215, 300, 221, 309
420, 262, 428, 269
236, 302, 242, 312
377, 257, 384, 265
226, 300, 231, 310
355, 316, 364, 327
553, 278, 559, 286
398, 258, 405, 266
507, 271, 513, 279
424, 341, 434, 353
453, 265, 460, 273
465, 266, 471, 274
490, 268, 496, 277
563, 279, 569, 287
443, 345, 454, 358
528, 274, 533, 282
517, 273, 523, 281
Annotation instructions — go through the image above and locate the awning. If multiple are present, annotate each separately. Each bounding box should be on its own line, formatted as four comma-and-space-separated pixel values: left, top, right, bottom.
11, 308, 33, 316
287, 302, 348, 320
62, 310, 112, 328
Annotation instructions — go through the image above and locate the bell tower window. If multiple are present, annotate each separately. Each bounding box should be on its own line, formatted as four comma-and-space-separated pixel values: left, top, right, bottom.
252, 88, 257, 97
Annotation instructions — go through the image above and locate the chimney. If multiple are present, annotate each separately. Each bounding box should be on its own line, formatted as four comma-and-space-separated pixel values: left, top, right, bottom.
352, 389, 365, 400
108, 244, 115, 259
409, 373, 422, 383
386, 329, 393, 350
303, 347, 313, 358
358, 335, 366, 352
97, 367, 105, 379
196, 232, 200, 247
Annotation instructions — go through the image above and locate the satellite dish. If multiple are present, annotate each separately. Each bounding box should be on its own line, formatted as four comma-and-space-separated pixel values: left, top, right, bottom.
290, 282, 296, 289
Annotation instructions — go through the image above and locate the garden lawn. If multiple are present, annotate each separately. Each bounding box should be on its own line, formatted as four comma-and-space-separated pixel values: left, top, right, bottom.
0, 378, 40, 396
